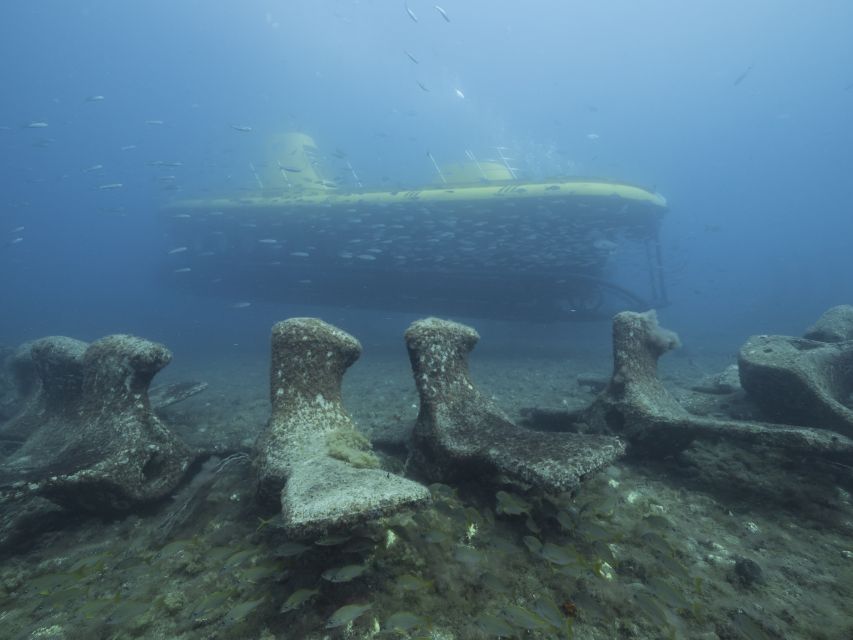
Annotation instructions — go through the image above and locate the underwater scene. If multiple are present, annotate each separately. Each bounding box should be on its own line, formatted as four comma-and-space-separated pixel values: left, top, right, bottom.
1, 2, 852, 639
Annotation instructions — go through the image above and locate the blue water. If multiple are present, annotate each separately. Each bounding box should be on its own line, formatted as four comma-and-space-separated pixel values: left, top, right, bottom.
1, 0, 852, 357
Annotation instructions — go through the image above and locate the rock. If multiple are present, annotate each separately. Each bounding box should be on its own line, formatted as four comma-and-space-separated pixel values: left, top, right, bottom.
0, 347, 17, 422
580, 310, 695, 456
738, 335, 853, 437
0, 335, 192, 511
730, 556, 763, 588
804, 305, 853, 343
0, 343, 41, 421
254, 318, 429, 537
405, 317, 625, 493
580, 311, 853, 459
0, 337, 88, 448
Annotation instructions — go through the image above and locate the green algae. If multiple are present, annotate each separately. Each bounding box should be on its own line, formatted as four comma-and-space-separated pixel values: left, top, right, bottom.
326, 428, 380, 469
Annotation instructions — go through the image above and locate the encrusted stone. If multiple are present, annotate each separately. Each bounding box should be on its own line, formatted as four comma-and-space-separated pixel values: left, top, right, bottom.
803, 305, 853, 343
254, 318, 429, 537
0, 335, 192, 510
405, 317, 625, 493
581, 311, 853, 458
738, 335, 853, 437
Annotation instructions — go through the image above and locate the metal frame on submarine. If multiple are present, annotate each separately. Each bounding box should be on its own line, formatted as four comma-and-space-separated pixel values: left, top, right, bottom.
160, 133, 669, 321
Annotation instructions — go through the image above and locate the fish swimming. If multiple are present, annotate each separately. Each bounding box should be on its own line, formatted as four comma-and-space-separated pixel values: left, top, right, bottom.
435, 5, 450, 22
405, 2, 418, 22
230, 124, 253, 132
404, 49, 419, 64
733, 64, 754, 86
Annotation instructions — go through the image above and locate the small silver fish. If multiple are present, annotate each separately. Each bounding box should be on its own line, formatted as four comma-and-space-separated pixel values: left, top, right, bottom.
231, 301, 252, 309
321, 564, 366, 583
168, 246, 188, 254
404, 50, 419, 64
404, 2, 418, 22
416, 80, 430, 92
280, 588, 318, 613
326, 603, 371, 629
434, 5, 450, 21
173, 267, 192, 273
120, 145, 137, 151
145, 119, 164, 125
98, 183, 123, 190
83, 164, 104, 173
148, 160, 183, 167
733, 64, 754, 86
25, 121, 48, 128
85, 95, 105, 102
231, 124, 253, 132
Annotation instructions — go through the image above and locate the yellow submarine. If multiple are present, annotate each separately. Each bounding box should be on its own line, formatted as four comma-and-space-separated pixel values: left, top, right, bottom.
161, 132, 669, 321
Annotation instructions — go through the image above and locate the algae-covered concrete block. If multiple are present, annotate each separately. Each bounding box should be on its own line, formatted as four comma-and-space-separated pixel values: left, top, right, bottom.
738, 335, 853, 437
0, 343, 40, 424
581, 311, 853, 458
804, 305, 853, 343
0, 335, 192, 511
254, 318, 429, 537
405, 317, 625, 493
0, 337, 86, 444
